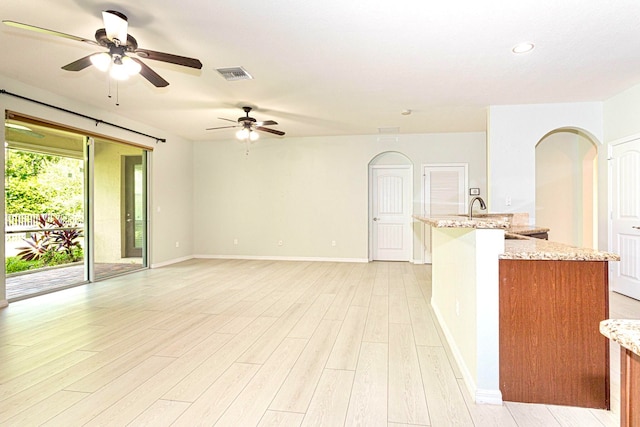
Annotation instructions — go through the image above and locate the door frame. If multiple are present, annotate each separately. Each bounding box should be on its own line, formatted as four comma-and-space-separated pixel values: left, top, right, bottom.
608, 133, 640, 299
123, 155, 144, 258
368, 164, 413, 262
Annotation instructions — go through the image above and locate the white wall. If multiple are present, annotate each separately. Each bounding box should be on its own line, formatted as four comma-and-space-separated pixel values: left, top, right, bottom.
430, 226, 504, 404
0, 76, 194, 303
604, 82, 640, 142
487, 102, 607, 249
535, 131, 596, 248
193, 132, 486, 262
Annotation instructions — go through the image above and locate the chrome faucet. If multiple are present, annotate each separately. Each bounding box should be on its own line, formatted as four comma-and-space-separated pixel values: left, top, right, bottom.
469, 196, 487, 219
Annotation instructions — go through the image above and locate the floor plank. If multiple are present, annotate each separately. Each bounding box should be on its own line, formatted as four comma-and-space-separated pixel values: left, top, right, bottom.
270, 319, 342, 413
325, 305, 368, 370
344, 341, 388, 427
301, 368, 354, 427
213, 337, 308, 426
416, 345, 474, 426
388, 323, 430, 425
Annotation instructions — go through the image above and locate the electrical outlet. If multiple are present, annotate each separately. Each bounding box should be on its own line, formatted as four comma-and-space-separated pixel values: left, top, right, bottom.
175, 241, 179, 248
506, 196, 512, 206
278, 240, 283, 246
233, 238, 238, 245
331, 240, 336, 247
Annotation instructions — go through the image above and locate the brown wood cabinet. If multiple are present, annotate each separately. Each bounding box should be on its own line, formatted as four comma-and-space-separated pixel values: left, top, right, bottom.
499, 259, 610, 408
621, 348, 640, 426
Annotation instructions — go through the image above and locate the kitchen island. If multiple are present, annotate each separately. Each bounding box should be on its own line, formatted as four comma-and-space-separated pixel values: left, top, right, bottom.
414, 215, 619, 408
600, 319, 640, 426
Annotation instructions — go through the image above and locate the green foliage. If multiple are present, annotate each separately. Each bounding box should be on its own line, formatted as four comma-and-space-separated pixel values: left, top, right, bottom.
5, 150, 57, 179
5, 256, 43, 274
5, 150, 83, 215
5, 149, 85, 273
6, 247, 84, 274
16, 215, 83, 262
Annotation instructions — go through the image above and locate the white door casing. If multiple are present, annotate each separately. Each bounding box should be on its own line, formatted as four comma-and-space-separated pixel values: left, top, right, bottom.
610, 138, 640, 300
370, 166, 412, 261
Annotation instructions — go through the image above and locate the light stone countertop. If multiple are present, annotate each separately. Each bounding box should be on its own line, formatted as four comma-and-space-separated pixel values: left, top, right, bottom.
413, 215, 510, 229
413, 215, 620, 262
600, 319, 640, 356
501, 237, 620, 261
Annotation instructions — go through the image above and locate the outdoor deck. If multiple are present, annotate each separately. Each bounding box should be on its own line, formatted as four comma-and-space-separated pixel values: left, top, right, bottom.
6, 262, 145, 300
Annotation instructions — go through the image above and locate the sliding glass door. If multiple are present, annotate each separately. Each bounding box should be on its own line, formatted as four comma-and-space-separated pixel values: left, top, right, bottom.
4, 116, 149, 300
91, 137, 147, 281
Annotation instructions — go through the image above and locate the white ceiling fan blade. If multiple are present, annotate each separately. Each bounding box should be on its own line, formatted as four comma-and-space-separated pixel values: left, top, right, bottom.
102, 10, 128, 44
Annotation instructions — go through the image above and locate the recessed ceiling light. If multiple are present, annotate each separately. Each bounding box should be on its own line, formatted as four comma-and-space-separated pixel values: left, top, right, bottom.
512, 42, 535, 54
401, 109, 412, 116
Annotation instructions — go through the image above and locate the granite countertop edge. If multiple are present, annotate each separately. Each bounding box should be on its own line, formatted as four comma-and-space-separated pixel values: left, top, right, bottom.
413, 215, 620, 262
600, 319, 640, 356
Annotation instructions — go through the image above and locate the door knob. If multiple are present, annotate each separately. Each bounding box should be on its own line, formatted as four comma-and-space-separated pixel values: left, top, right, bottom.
633, 226, 640, 230
373, 217, 379, 221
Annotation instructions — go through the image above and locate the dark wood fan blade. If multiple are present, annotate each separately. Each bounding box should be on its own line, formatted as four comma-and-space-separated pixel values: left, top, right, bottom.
62, 55, 94, 71
3, 20, 98, 45
134, 49, 202, 69
217, 117, 238, 124
133, 58, 169, 87
206, 125, 239, 130
258, 120, 278, 126
256, 126, 285, 136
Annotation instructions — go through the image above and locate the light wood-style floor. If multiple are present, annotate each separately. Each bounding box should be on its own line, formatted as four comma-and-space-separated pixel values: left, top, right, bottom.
0, 259, 637, 426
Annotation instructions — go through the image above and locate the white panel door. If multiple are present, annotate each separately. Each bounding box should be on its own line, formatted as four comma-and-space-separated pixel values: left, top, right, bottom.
371, 166, 412, 261
611, 139, 640, 300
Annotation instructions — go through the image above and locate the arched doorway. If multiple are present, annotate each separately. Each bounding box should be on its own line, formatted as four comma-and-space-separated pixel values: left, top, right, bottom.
535, 128, 598, 248
368, 152, 413, 261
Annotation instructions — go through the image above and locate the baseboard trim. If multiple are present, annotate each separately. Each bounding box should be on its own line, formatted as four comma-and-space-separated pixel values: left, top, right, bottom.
431, 299, 503, 405
194, 254, 369, 263
475, 388, 503, 405
0, 299, 8, 309
151, 255, 195, 269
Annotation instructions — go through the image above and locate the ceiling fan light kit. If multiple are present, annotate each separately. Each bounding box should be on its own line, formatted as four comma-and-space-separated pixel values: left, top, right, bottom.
2, 9, 202, 88
102, 10, 128, 44
3, 10, 287, 147
208, 106, 285, 142
235, 128, 259, 142
89, 52, 111, 71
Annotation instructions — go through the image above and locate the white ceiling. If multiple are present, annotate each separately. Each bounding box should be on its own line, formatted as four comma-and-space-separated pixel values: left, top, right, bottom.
2, 0, 640, 142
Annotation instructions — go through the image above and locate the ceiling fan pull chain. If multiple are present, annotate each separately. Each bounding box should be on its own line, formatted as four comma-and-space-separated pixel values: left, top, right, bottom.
116, 81, 120, 106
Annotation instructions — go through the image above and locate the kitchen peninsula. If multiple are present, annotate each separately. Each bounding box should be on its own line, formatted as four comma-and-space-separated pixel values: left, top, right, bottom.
414, 214, 619, 408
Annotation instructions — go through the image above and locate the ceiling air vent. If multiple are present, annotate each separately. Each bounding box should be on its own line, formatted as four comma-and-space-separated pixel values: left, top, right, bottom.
216, 66, 253, 81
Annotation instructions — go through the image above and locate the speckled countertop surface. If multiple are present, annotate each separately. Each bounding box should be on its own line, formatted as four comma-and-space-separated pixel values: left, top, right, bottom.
600, 319, 640, 356
501, 237, 620, 261
414, 215, 620, 261
507, 225, 550, 235
413, 215, 510, 229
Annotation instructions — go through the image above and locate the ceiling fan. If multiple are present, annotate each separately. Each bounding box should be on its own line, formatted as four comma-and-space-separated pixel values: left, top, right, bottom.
3, 10, 202, 87
207, 106, 286, 141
